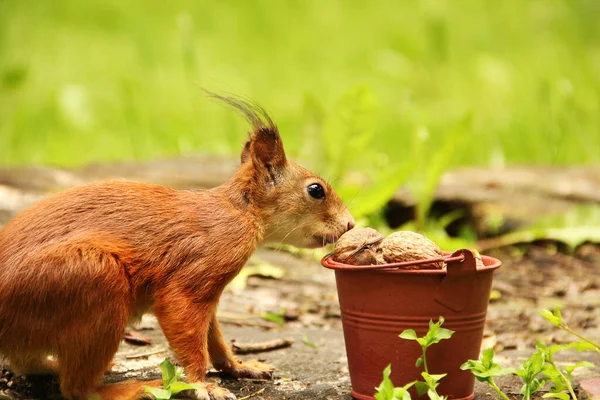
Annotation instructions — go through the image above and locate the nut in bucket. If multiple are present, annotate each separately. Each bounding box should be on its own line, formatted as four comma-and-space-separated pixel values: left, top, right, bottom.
333, 229, 445, 269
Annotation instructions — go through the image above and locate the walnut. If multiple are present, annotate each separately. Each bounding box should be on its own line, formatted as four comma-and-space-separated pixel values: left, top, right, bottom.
333, 227, 384, 265
380, 231, 445, 269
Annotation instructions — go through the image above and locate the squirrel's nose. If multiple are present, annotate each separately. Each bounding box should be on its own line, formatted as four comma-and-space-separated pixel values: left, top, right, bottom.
347, 218, 355, 231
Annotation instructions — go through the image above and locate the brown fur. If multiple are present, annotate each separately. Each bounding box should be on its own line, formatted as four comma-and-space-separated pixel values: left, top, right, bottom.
0, 94, 354, 400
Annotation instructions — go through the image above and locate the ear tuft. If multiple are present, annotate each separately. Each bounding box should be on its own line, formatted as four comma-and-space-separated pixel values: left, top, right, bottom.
203, 89, 276, 136
204, 89, 287, 170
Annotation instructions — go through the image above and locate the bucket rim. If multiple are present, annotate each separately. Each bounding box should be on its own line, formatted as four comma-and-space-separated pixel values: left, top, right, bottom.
321, 251, 501, 274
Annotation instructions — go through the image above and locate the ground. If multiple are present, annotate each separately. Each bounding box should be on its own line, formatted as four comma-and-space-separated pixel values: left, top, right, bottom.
0, 161, 599, 399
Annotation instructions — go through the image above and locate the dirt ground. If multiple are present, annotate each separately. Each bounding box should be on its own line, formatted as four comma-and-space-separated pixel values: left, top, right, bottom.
1, 244, 599, 400
1, 161, 599, 399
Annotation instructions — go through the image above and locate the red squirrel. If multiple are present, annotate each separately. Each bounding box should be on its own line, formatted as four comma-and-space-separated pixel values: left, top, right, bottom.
0, 93, 355, 400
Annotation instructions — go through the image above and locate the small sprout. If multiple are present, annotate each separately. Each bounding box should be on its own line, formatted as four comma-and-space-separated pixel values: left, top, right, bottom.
535, 340, 596, 400
539, 307, 564, 329
262, 309, 286, 326
460, 348, 513, 400
302, 335, 317, 349
399, 317, 454, 374
376, 317, 455, 400
374, 364, 415, 400
460, 307, 598, 400
415, 372, 448, 400
145, 358, 202, 400
514, 349, 550, 400
540, 306, 600, 352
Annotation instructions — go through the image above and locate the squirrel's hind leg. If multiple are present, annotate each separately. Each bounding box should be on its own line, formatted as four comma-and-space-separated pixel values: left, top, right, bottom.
46, 242, 132, 400
3, 353, 58, 376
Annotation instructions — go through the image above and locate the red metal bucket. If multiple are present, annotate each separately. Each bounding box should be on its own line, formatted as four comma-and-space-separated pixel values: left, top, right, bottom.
322, 249, 501, 400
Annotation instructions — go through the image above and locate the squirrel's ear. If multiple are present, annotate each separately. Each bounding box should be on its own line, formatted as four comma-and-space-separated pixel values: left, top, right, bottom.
249, 126, 287, 170
241, 140, 251, 164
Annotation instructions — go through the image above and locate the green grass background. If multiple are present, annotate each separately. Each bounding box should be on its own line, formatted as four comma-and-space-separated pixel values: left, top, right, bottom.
1, 0, 599, 172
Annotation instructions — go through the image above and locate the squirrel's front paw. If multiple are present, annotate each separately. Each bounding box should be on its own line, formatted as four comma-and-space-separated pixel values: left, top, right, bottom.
220, 359, 274, 380
178, 382, 236, 400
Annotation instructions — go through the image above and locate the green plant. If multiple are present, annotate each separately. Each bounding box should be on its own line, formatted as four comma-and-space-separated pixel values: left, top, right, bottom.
399, 317, 454, 375
514, 348, 549, 400
416, 372, 449, 400
145, 358, 202, 399
407, 115, 472, 232
480, 205, 600, 250
462, 306, 598, 400
302, 335, 317, 349
375, 364, 416, 400
460, 348, 514, 400
374, 317, 455, 400
535, 341, 595, 400
539, 306, 600, 352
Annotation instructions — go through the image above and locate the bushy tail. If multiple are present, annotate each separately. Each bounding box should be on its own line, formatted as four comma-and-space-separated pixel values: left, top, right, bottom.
95, 379, 162, 400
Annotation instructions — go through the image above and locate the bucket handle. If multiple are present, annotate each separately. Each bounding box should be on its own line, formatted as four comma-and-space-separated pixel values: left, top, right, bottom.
321, 253, 465, 271
434, 249, 480, 312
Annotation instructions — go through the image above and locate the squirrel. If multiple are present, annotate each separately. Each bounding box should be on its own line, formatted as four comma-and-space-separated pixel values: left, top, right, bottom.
0, 92, 355, 400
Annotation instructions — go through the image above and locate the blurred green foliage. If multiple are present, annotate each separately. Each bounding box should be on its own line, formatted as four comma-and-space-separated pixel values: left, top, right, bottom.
1, 0, 599, 221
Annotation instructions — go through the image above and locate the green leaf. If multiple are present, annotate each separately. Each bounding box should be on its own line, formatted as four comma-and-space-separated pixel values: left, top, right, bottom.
399, 329, 418, 341
415, 381, 429, 397
516, 349, 547, 397
481, 348, 494, 367
564, 361, 595, 375
428, 373, 447, 383
536, 340, 549, 353
302, 335, 318, 349
460, 360, 476, 371
421, 372, 438, 388
422, 318, 454, 347
393, 382, 416, 400
487, 365, 516, 377
144, 386, 171, 400
262, 309, 286, 326
548, 344, 569, 357
493, 226, 600, 250
532, 377, 551, 392
415, 356, 424, 368
562, 341, 599, 353
553, 306, 562, 321
397, 387, 413, 400
168, 381, 202, 395
430, 327, 454, 344
461, 360, 490, 382
427, 389, 447, 400
375, 364, 395, 400
542, 364, 566, 391
542, 393, 570, 400
528, 350, 546, 372
159, 358, 177, 388
539, 308, 563, 328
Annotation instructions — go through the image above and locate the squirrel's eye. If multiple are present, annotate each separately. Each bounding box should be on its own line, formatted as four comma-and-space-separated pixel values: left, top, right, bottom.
307, 183, 325, 200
